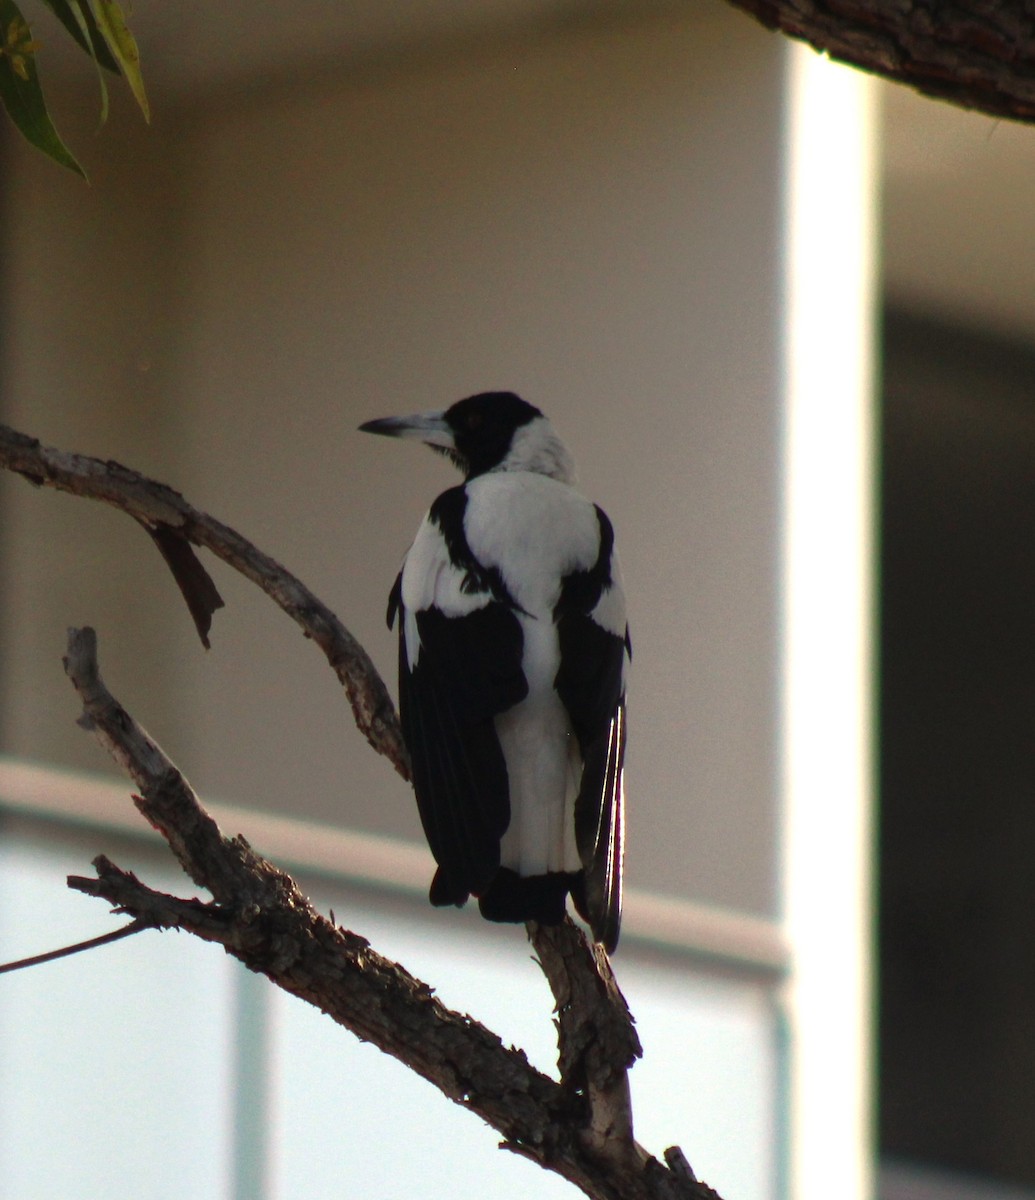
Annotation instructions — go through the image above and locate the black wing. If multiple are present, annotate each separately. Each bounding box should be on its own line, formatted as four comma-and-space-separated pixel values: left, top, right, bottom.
553, 506, 628, 953
555, 614, 627, 953
390, 575, 527, 908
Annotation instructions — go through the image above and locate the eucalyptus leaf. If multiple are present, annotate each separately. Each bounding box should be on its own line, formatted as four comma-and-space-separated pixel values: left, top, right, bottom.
87, 0, 147, 121
0, 0, 86, 177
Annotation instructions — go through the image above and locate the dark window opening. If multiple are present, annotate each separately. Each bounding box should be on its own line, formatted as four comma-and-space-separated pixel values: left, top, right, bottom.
880, 309, 1035, 1189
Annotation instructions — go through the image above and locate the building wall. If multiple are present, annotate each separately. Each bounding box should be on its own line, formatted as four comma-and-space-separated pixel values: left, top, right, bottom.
0, 7, 881, 1198
0, 98, 194, 762
1, 4, 785, 917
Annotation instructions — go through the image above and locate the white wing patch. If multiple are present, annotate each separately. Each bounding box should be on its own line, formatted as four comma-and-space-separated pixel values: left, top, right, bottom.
400, 515, 490, 666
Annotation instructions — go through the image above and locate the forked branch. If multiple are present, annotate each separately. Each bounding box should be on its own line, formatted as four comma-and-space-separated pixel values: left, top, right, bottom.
61, 627, 718, 1200
0, 423, 723, 1199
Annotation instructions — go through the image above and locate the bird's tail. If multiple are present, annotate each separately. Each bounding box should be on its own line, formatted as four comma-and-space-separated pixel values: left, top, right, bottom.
477, 868, 579, 925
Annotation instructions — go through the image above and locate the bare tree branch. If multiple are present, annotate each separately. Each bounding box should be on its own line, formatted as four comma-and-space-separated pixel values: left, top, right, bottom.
60, 625, 720, 1200
531, 921, 642, 1157
728, 0, 1035, 124
0, 421, 725, 1197
0, 423, 410, 781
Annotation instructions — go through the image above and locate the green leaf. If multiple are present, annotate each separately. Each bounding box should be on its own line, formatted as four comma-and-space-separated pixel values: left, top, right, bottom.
87, 0, 147, 122
39, 0, 120, 73
0, 0, 86, 177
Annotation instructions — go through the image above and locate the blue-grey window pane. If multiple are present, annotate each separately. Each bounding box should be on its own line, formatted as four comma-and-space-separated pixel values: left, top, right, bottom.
0, 833, 235, 1199
272, 892, 779, 1200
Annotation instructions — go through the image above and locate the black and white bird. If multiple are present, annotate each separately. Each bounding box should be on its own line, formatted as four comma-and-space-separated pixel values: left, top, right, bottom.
360, 391, 629, 952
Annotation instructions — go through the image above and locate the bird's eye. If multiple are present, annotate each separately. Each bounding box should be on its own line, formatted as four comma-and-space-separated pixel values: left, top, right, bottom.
466, 412, 483, 430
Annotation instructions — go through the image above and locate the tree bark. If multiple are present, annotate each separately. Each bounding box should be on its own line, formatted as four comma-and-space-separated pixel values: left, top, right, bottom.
728, 0, 1035, 123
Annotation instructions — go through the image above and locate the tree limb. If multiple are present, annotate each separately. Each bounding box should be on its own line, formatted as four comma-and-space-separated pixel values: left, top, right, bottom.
61, 625, 720, 1200
1, 421, 724, 1197
0, 423, 409, 781
728, 0, 1035, 124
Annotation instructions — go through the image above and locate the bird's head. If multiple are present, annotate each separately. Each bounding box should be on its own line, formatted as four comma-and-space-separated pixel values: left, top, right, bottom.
360, 391, 575, 483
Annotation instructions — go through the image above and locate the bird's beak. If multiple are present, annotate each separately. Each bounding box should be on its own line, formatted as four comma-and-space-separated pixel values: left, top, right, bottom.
358, 411, 455, 450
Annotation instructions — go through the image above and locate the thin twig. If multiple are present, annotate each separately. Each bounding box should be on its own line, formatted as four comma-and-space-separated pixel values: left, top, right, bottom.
0, 919, 148, 975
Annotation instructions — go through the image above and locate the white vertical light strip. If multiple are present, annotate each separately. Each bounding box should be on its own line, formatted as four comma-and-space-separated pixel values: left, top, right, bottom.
781, 44, 879, 1200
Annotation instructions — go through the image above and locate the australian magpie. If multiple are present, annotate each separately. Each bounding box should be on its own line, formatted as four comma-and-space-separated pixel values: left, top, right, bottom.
360, 391, 629, 952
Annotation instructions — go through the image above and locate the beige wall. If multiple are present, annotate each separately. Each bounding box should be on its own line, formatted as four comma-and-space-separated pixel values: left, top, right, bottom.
1, 4, 785, 915
0, 99, 194, 760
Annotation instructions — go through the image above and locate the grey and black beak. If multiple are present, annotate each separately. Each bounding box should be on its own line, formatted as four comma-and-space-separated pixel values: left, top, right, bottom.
358, 411, 455, 450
